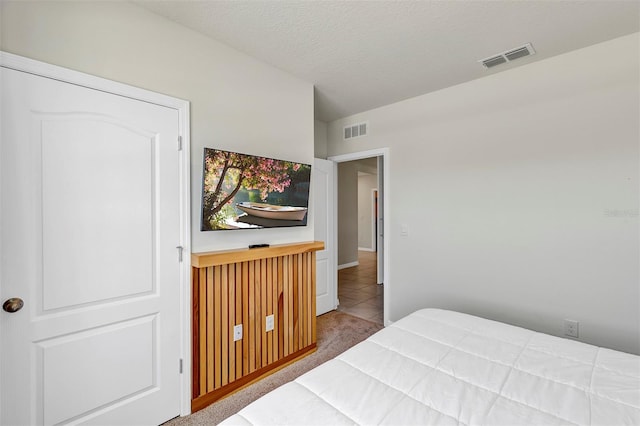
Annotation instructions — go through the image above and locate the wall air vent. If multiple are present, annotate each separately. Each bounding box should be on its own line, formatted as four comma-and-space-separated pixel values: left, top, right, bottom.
479, 43, 536, 69
343, 122, 368, 140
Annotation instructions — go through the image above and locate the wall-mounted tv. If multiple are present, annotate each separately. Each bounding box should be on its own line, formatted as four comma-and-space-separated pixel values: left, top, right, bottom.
201, 148, 311, 231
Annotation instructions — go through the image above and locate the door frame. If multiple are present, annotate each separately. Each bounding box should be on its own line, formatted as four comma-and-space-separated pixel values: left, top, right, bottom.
371, 188, 378, 252
0, 52, 192, 416
328, 148, 390, 326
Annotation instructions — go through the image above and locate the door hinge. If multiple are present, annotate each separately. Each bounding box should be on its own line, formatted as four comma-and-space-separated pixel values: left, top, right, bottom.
179, 358, 183, 374
177, 135, 183, 151
177, 246, 184, 262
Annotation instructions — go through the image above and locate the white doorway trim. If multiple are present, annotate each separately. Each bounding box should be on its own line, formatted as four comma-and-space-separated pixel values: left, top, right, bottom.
328, 148, 390, 326
0, 51, 192, 416
371, 188, 378, 252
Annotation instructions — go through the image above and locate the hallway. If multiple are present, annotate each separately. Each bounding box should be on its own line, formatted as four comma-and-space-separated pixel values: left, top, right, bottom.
336, 251, 383, 324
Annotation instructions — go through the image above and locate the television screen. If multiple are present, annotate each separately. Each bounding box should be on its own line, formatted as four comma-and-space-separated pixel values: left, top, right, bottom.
201, 148, 311, 231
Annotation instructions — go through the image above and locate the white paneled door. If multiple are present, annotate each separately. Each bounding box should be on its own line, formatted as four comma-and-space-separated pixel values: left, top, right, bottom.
1, 65, 182, 425
313, 158, 337, 315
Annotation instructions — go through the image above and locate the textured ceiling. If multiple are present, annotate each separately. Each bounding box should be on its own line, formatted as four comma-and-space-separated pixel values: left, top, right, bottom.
133, 1, 640, 122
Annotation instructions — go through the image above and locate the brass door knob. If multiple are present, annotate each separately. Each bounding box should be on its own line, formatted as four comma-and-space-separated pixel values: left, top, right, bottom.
2, 298, 24, 313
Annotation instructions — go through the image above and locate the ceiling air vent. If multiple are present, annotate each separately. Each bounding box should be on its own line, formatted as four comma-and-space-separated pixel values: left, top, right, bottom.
482, 55, 507, 69
344, 122, 368, 140
479, 43, 536, 69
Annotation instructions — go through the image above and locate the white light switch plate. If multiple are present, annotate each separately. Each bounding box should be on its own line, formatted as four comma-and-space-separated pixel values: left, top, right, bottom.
266, 314, 274, 332
233, 324, 243, 341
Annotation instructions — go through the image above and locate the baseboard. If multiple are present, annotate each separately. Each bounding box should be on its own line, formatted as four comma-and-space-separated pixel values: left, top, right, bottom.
337, 261, 359, 270
358, 247, 375, 252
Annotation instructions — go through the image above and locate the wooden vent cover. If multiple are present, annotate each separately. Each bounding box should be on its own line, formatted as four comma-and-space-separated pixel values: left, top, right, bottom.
191, 241, 324, 412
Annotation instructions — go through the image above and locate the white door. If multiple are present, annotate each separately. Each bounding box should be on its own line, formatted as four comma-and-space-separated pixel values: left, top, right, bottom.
1, 66, 182, 425
313, 158, 336, 315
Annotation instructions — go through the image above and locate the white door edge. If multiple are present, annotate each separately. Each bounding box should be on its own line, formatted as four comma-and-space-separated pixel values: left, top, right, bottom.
328, 148, 391, 326
313, 158, 337, 315
0, 51, 193, 416
376, 156, 384, 285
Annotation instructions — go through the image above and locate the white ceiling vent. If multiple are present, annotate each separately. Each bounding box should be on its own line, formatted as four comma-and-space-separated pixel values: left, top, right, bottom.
479, 43, 536, 69
344, 122, 368, 140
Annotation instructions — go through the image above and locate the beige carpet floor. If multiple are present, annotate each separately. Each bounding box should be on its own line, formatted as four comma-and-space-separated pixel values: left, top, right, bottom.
165, 310, 384, 425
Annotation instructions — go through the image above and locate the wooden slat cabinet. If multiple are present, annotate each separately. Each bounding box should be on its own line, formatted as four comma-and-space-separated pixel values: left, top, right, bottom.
191, 241, 324, 412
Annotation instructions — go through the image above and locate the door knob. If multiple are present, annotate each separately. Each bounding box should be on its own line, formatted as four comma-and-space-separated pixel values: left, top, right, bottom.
3, 298, 24, 313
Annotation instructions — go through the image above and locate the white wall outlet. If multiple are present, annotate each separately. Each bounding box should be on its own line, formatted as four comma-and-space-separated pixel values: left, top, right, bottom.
564, 319, 579, 338
266, 314, 274, 332
400, 224, 409, 236
233, 324, 243, 341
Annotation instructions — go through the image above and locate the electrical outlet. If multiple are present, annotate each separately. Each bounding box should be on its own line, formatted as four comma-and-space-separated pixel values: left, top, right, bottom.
266, 314, 274, 332
564, 319, 579, 338
233, 324, 243, 341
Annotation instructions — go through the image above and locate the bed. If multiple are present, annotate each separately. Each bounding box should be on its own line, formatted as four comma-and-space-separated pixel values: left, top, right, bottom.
220, 309, 640, 425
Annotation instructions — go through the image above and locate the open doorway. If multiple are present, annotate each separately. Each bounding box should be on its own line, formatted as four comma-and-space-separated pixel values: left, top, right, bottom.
329, 148, 389, 326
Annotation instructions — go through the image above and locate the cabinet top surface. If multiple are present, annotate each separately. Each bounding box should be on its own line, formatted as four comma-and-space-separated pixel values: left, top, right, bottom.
192, 241, 324, 267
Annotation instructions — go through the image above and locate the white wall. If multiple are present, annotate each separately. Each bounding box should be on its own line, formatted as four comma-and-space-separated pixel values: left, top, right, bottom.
337, 162, 359, 267
0, 0, 314, 252
327, 33, 640, 354
314, 120, 328, 159
358, 174, 377, 250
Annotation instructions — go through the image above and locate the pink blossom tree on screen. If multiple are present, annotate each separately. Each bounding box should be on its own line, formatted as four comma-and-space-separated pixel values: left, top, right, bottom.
202, 150, 302, 230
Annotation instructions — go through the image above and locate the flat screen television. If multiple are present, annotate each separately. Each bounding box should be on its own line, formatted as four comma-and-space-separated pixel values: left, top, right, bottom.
201, 148, 311, 231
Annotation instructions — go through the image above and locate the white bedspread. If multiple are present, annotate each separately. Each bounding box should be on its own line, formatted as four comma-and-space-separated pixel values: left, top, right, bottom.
220, 309, 640, 425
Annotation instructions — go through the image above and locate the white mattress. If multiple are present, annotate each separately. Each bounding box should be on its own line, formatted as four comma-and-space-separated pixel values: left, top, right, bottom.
220, 309, 640, 425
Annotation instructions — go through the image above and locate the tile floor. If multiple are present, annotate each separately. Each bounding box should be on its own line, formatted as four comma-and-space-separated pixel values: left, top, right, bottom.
337, 251, 383, 324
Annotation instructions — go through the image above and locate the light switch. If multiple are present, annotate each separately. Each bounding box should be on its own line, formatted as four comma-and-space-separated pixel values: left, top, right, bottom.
233, 324, 243, 341
266, 314, 274, 332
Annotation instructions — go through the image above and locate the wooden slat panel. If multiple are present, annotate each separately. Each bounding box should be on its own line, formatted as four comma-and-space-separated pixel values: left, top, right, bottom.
221, 265, 229, 387
228, 264, 235, 383
308, 253, 313, 346
199, 268, 207, 395
266, 258, 273, 365
191, 343, 317, 413
192, 242, 322, 410
248, 261, 256, 373
205, 268, 213, 392
301, 253, 306, 348
214, 266, 222, 389
276, 257, 283, 359
192, 267, 201, 398
293, 254, 299, 353
254, 260, 262, 371
235, 263, 242, 379
242, 262, 249, 376
293, 254, 297, 354
303, 253, 306, 344
311, 253, 317, 343
302, 253, 308, 348
286, 255, 293, 356
260, 259, 267, 368
294, 254, 299, 352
